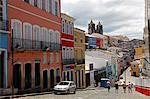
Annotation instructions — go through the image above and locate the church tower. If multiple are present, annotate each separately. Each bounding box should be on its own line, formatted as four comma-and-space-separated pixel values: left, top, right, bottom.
96, 21, 103, 34
88, 20, 95, 34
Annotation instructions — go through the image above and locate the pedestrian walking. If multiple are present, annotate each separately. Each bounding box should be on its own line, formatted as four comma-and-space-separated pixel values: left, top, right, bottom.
128, 82, 132, 93
122, 81, 126, 93
130, 83, 134, 93
107, 81, 111, 92
114, 81, 119, 93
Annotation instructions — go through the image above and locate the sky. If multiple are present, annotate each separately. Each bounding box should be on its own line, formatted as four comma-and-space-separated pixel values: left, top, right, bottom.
61, 0, 145, 40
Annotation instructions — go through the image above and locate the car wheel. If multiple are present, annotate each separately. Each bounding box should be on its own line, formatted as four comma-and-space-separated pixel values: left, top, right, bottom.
73, 89, 76, 94
67, 89, 70, 94
54, 91, 58, 95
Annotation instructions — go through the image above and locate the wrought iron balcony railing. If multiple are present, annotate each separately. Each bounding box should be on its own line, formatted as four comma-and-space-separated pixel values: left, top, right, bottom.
13, 38, 61, 51
62, 59, 75, 65
0, 20, 8, 31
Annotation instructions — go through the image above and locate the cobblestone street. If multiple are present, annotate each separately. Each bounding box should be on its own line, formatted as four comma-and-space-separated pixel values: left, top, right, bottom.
15, 87, 149, 99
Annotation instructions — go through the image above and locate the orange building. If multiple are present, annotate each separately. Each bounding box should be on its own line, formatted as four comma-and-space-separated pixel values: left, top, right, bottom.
8, 0, 62, 93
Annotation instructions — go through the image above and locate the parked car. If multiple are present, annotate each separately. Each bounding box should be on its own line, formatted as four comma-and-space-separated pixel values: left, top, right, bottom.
53, 81, 76, 94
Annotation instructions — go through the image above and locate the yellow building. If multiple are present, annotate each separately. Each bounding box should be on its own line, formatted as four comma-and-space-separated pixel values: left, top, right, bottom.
130, 60, 141, 77
134, 47, 144, 60
74, 28, 86, 88
130, 47, 145, 77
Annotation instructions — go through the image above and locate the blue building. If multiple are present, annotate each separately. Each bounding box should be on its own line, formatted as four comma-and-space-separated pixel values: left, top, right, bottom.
0, 0, 8, 89
88, 37, 96, 49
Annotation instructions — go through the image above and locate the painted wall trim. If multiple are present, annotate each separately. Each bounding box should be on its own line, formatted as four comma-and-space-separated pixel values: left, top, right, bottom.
8, 4, 61, 26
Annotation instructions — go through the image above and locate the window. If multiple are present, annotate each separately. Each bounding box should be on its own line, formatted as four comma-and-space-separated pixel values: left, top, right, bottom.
42, 28, 48, 42
71, 23, 74, 34
43, 52, 47, 64
56, 53, 59, 63
55, 31, 60, 44
49, 30, 53, 42
24, 0, 29, 3
42, 0, 46, 10
66, 23, 68, 34
62, 20, 65, 32
50, 53, 53, 63
54, 1, 58, 16
23, 23, 32, 40
12, 20, 22, 38
34, 0, 38, 7
48, 0, 52, 13
0, 0, 3, 21
33, 25, 40, 41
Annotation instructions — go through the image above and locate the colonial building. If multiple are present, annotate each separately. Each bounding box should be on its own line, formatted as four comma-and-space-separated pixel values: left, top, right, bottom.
61, 13, 75, 82
0, 0, 8, 90
74, 28, 86, 88
8, 0, 62, 93
143, 0, 150, 77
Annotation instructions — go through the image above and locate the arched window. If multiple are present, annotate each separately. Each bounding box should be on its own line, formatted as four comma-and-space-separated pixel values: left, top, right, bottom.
0, 0, 3, 21
48, 0, 52, 13
23, 23, 32, 40
55, 31, 60, 44
11, 19, 22, 38
33, 25, 40, 41
41, 27, 48, 42
42, 0, 46, 10
49, 29, 54, 43
54, 0, 58, 16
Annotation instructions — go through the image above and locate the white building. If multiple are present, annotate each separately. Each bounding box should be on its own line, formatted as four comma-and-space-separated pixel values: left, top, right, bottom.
85, 49, 115, 87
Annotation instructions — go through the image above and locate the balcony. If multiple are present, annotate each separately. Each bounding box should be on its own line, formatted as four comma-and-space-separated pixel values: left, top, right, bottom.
62, 59, 75, 65
13, 38, 61, 51
75, 59, 85, 65
0, 20, 8, 31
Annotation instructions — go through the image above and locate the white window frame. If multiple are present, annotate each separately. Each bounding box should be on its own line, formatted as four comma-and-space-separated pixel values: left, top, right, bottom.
33, 25, 40, 41
55, 31, 60, 44
48, 0, 52, 13
41, 27, 45, 41
11, 19, 22, 39
42, 0, 46, 11
54, 0, 59, 16
23, 22, 32, 40
49, 29, 54, 43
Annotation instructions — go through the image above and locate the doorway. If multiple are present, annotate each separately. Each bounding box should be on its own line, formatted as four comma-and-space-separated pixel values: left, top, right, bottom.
25, 63, 31, 89
13, 64, 21, 89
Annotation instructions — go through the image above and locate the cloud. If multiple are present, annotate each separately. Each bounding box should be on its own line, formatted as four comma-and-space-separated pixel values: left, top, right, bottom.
61, 0, 144, 40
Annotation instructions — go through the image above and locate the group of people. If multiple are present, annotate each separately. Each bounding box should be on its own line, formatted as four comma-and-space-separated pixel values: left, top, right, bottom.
107, 81, 134, 93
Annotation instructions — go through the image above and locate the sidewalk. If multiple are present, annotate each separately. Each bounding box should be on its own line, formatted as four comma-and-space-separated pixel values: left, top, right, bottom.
0, 91, 52, 99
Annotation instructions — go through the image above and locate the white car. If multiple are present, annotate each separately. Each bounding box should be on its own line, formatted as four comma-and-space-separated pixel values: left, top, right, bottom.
53, 81, 76, 94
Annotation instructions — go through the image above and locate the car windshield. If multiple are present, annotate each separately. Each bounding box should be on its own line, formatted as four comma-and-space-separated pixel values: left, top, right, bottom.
58, 82, 69, 85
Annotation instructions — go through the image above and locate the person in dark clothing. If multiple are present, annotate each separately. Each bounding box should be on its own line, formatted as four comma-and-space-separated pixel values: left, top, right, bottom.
115, 81, 119, 93
123, 82, 127, 93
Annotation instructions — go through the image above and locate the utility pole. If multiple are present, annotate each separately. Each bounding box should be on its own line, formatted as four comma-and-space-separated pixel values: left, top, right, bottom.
11, 29, 14, 99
